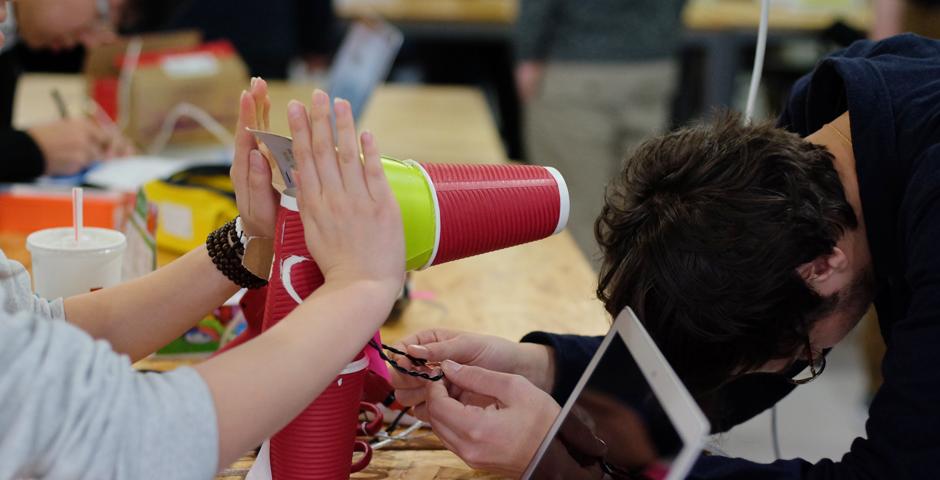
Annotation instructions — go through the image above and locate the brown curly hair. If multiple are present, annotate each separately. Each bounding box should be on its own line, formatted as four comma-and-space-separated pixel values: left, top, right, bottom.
595, 112, 856, 394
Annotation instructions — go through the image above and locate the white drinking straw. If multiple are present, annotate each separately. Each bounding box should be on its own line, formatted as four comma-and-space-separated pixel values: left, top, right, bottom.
72, 187, 83, 242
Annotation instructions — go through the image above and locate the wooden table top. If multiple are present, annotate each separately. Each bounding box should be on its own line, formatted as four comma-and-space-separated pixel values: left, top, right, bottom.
332, 0, 870, 33
335, 0, 517, 25
269, 83, 510, 166
0, 234, 30, 270
218, 449, 506, 480
14, 74, 508, 167
7, 74, 609, 478
683, 0, 872, 32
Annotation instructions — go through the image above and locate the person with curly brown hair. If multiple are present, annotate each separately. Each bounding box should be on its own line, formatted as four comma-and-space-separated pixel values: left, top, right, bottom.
391, 33, 940, 479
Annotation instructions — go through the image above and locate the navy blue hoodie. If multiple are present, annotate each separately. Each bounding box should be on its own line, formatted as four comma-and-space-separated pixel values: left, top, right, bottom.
523, 34, 940, 479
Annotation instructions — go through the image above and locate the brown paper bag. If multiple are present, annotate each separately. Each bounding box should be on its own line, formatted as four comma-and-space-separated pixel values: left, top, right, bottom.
85, 32, 249, 150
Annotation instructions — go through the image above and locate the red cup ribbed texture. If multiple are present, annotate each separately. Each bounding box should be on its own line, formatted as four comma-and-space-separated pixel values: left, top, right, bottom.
262, 163, 564, 477
265, 203, 368, 479
420, 163, 561, 266
270, 364, 367, 479
264, 206, 325, 331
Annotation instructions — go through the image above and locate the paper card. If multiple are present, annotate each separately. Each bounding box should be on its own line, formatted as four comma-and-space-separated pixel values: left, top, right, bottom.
245, 440, 271, 480
248, 129, 296, 196
242, 236, 274, 280
122, 190, 158, 281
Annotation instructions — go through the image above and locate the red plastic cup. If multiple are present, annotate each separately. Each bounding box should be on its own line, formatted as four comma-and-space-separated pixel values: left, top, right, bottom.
416, 163, 569, 266
265, 195, 378, 479
270, 356, 374, 479
260, 161, 570, 478
263, 195, 325, 331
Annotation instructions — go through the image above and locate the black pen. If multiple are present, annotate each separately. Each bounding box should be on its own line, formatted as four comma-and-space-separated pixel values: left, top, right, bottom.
51, 88, 69, 118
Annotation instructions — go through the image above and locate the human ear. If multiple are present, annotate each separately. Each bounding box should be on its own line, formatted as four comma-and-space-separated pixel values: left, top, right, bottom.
797, 247, 848, 289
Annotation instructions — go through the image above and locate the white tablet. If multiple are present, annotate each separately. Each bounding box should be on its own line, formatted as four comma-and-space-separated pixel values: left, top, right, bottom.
327, 19, 403, 121
522, 308, 710, 480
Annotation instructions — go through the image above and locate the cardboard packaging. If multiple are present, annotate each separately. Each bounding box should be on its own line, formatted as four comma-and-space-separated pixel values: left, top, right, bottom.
141, 165, 239, 256
85, 30, 201, 122
0, 186, 128, 234
85, 31, 248, 150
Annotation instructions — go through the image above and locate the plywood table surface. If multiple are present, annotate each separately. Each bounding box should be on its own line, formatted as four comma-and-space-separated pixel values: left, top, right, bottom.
683, 0, 871, 31
0, 233, 30, 270
267, 83, 508, 166
14, 74, 508, 167
335, 0, 517, 25
218, 449, 507, 480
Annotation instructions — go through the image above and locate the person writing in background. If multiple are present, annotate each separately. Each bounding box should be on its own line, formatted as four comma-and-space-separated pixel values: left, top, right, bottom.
0, 0, 134, 182
0, 5, 407, 471
392, 33, 940, 479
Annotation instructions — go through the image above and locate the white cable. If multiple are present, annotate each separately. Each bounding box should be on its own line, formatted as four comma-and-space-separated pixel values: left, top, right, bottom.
147, 102, 236, 154
370, 421, 426, 450
744, 0, 770, 123
771, 405, 782, 459
745, 0, 782, 459
117, 36, 142, 131
704, 436, 731, 457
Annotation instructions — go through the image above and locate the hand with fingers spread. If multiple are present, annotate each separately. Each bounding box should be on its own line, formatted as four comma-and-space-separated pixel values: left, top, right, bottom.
389, 328, 556, 420
424, 361, 561, 478
287, 89, 405, 294
230, 77, 278, 239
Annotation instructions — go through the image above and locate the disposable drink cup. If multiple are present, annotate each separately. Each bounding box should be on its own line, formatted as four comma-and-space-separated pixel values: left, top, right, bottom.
418, 163, 569, 266
27, 227, 126, 299
261, 158, 569, 478
270, 355, 373, 479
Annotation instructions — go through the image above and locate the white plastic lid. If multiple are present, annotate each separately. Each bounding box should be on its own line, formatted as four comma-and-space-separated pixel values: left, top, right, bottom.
26, 227, 127, 256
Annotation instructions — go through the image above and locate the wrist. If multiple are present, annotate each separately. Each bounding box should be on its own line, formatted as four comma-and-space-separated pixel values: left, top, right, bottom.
206, 218, 268, 289
322, 277, 401, 306
517, 343, 556, 394
323, 267, 403, 297
240, 217, 271, 239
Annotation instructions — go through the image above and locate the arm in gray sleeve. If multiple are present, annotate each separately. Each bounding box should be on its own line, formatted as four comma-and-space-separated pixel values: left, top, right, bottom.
0, 310, 219, 480
0, 249, 63, 321
514, 0, 561, 61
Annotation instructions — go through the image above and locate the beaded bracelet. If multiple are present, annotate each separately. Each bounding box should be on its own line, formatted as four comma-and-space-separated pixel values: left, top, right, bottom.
207, 218, 268, 289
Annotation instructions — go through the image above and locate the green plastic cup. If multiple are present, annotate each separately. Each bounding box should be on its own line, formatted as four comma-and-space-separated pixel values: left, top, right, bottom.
381, 156, 437, 271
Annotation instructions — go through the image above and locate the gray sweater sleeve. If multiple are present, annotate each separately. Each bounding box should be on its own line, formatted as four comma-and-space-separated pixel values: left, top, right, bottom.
0, 249, 64, 321
0, 251, 219, 480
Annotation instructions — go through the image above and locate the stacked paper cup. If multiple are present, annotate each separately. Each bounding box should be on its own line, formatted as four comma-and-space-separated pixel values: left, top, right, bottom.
262, 157, 569, 479
268, 356, 373, 479
418, 162, 567, 267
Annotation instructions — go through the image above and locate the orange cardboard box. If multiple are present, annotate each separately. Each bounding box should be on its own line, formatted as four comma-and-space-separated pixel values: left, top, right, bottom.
0, 186, 129, 235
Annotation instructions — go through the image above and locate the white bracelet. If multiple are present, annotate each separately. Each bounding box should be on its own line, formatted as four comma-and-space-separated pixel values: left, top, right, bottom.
234, 216, 249, 248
